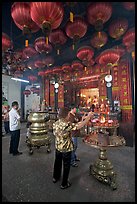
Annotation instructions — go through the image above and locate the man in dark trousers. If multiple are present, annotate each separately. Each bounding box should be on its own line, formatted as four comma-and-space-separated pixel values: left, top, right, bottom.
9, 101, 22, 156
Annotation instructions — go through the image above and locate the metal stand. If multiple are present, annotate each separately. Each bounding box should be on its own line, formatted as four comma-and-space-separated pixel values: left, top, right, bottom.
89, 147, 117, 190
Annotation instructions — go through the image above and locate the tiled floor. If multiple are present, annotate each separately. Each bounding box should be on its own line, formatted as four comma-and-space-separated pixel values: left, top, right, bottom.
2, 122, 135, 202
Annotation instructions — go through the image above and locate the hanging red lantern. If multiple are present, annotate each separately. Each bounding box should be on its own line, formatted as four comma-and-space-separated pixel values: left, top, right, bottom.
90, 31, 108, 49
2, 33, 13, 52
49, 29, 67, 55
62, 63, 72, 73
23, 90, 31, 97
30, 2, 64, 44
87, 2, 112, 31
11, 2, 40, 47
38, 71, 45, 77
65, 16, 87, 50
34, 37, 52, 54
23, 45, 38, 59
112, 45, 126, 57
28, 75, 37, 83
27, 61, 36, 70
34, 59, 45, 68
123, 2, 135, 10
77, 46, 94, 62
96, 49, 120, 67
123, 28, 135, 52
83, 59, 95, 67
43, 55, 54, 67
71, 60, 84, 71
109, 18, 128, 39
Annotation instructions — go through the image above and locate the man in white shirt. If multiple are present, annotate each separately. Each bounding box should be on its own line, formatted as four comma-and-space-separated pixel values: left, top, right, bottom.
9, 101, 22, 156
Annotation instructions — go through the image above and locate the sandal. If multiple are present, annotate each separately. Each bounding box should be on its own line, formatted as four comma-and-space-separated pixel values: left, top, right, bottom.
60, 181, 71, 189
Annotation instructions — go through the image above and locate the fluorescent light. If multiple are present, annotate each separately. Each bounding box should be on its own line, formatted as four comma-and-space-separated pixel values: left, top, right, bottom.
11, 77, 30, 83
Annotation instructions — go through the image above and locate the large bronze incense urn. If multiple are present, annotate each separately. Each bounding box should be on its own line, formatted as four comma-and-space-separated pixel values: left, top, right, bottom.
26, 112, 51, 154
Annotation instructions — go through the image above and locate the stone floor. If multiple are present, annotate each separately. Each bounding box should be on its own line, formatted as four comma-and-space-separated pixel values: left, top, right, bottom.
2, 122, 135, 202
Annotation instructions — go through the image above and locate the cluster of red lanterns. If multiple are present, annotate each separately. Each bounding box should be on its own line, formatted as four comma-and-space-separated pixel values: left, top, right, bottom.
2, 32, 13, 52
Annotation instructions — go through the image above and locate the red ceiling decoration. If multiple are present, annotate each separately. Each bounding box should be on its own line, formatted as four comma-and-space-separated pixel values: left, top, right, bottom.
11, 2, 40, 35
109, 18, 128, 39
87, 2, 112, 31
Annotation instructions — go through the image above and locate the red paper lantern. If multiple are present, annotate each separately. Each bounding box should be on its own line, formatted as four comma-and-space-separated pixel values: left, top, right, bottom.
71, 60, 84, 71
34, 37, 52, 54
123, 2, 135, 10
38, 71, 45, 77
62, 63, 72, 73
23, 90, 31, 97
53, 66, 62, 75
27, 61, 36, 70
77, 46, 94, 62
43, 55, 54, 67
65, 16, 87, 49
28, 75, 37, 82
109, 18, 128, 39
87, 2, 112, 31
11, 2, 40, 34
112, 45, 126, 57
90, 31, 108, 49
2, 33, 13, 52
96, 49, 120, 66
123, 28, 135, 52
49, 29, 67, 55
34, 59, 45, 68
30, 2, 64, 43
23, 45, 38, 58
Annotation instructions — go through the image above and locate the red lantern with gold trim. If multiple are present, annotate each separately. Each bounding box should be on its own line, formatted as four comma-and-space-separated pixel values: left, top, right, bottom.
28, 75, 37, 83
112, 45, 126, 58
71, 60, 84, 71
87, 2, 112, 31
96, 49, 120, 67
11, 2, 40, 34
23, 45, 38, 59
34, 59, 45, 68
123, 28, 135, 52
30, 2, 64, 44
49, 29, 67, 55
65, 16, 87, 50
38, 71, 45, 77
77, 46, 94, 62
90, 31, 108, 49
34, 37, 52, 54
43, 55, 54, 67
62, 63, 72, 73
109, 18, 128, 39
2, 33, 13, 52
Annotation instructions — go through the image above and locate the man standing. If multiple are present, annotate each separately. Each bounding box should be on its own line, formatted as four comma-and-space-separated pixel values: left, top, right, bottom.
9, 101, 22, 156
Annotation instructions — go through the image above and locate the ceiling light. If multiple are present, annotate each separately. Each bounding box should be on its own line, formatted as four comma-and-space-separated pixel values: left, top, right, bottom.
11, 77, 29, 83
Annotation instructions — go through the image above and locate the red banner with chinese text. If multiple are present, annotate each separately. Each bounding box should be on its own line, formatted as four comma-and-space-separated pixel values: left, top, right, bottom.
58, 84, 64, 108
45, 79, 49, 106
118, 58, 132, 121
50, 84, 54, 108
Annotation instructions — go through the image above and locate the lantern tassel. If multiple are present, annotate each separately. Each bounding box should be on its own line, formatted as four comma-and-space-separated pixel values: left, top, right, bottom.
25, 39, 29, 47
57, 49, 60, 55
70, 12, 74, 22
46, 37, 48, 45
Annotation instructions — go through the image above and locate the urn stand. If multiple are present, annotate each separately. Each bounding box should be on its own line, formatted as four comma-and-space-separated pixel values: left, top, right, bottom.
26, 112, 51, 155
83, 125, 126, 190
